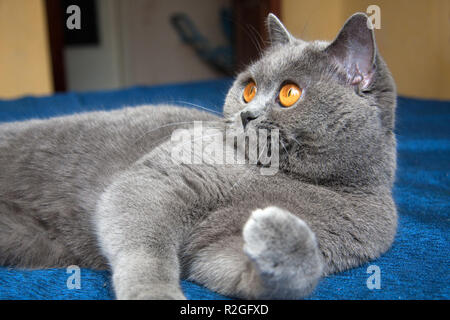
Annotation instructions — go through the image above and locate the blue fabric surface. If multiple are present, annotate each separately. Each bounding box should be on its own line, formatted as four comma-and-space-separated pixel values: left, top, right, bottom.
0, 79, 448, 300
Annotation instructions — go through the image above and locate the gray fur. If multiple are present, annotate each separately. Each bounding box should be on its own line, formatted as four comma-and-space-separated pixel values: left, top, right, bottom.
0, 13, 397, 299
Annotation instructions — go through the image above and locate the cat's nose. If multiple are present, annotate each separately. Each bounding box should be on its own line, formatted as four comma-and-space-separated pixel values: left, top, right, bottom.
240, 111, 259, 129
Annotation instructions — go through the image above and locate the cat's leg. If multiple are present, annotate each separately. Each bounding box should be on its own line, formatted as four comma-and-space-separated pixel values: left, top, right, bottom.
109, 245, 185, 300
94, 160, 228, 300
94, 129, 244, 299
96, 185, 187, 300
183, 206, 323, 299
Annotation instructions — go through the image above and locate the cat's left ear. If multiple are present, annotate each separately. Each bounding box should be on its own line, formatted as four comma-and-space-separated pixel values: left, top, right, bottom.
267, 13, 293, 46
325, 13, 376, 90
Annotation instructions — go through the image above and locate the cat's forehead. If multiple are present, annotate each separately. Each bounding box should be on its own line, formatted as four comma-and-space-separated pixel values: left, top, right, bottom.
248, 40, 330, 83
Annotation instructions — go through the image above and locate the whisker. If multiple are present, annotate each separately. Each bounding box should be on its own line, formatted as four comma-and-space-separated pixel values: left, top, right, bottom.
169, 132, 224, 152
141, 131, 223, 172
227, 16, 263, 69
246, 24, 263, 57
142, 133, 178, 150
133, 120, 223, 145
289, 136, 302, 149
134, 121, 196, 144
247, 23, 265, 56
175, 100, 223, 116
230, 140, 268, 191
280, 140, 289, 158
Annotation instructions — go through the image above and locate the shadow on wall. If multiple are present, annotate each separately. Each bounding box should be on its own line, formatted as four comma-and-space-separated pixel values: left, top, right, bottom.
63, 0, 233, 92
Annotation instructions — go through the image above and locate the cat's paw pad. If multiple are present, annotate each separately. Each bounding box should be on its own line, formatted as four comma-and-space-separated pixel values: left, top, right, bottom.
243, 206, 318, 275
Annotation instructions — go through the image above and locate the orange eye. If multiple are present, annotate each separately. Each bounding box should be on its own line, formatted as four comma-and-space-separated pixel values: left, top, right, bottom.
279, 83, 302, 107
243, 81, 257, 103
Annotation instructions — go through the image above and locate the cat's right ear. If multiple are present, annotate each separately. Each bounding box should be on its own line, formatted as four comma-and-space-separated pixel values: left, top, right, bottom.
325, 13, 376, 89
267, 13, 293, 46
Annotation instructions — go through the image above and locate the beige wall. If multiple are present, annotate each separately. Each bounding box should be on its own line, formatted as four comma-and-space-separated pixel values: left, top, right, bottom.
0, 0, 53, 99
282, 0, 450, 100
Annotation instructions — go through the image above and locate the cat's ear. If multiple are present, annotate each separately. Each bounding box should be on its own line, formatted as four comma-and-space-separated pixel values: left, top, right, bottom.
325, 13, 376, 89
267, 13, 293, 46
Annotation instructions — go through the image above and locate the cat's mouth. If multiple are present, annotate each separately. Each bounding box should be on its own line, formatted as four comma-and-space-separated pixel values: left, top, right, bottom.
225, 115, 281, 170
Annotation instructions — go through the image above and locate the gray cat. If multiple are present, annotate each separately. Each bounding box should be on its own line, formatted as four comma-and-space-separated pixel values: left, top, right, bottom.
0, 13, 397, 299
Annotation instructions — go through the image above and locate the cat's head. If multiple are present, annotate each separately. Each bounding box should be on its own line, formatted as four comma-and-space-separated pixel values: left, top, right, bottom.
224, 13, 397, 188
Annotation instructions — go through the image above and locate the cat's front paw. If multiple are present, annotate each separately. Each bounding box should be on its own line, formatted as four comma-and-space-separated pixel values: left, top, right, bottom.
242, 206, 323, 298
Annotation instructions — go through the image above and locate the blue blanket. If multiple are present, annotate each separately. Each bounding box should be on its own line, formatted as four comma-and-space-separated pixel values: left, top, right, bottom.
0, 79, 448, 300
